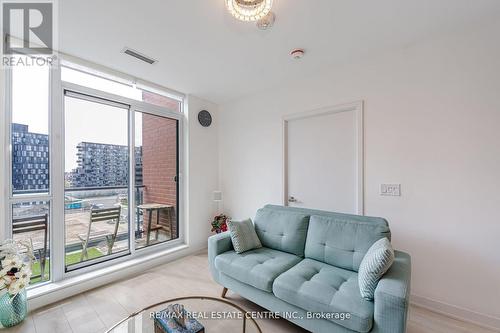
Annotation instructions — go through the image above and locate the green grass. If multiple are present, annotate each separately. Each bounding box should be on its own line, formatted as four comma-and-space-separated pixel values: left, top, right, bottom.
30, 248, 103, 284
64, 248, 103, 265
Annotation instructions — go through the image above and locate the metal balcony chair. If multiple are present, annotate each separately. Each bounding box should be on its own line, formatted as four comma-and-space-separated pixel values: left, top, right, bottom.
78, 207, 121, 261
12, 214, 48, 281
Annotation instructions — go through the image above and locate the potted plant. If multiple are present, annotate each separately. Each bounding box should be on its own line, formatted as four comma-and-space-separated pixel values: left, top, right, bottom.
211, 214, 229, 234
0, 240, 34, 327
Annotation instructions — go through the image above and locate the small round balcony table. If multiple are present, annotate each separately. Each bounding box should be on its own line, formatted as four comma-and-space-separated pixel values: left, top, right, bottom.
137, 203, 173, 245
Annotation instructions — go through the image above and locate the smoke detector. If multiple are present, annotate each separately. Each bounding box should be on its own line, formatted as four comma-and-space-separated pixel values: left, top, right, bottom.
256, 12, 275, 30
290, 49, 305, 60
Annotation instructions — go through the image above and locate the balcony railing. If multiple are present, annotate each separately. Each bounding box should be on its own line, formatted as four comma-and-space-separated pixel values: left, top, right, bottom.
13, 184, 174, 282
65, 185, 146, 245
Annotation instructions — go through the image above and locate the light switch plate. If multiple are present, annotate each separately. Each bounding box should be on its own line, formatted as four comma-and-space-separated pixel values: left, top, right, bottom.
381, 184, 401, 196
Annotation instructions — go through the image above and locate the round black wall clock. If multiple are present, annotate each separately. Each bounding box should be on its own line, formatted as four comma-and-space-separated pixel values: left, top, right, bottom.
198, 110, 212, 127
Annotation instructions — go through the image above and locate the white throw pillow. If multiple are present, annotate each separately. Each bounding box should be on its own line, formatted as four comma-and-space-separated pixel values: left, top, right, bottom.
358, 237, 395, 300
227, 218, 262, 254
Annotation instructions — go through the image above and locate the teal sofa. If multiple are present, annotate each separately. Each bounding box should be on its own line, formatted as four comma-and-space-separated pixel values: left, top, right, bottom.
208, 205, 411, 333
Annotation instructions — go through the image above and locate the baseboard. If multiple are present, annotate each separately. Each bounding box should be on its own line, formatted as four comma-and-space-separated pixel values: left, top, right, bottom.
411, 294, 500, 332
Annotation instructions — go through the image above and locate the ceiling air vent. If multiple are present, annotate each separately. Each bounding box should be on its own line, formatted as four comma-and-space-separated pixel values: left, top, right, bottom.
122, 47, 157, 65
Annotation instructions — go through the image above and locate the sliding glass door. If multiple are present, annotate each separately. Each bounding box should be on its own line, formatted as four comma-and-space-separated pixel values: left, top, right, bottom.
64, 92, 131, 269
62, 87, 180, 271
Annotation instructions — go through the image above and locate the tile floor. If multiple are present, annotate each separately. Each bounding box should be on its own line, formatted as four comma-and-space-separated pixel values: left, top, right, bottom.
2, 251, 498, 333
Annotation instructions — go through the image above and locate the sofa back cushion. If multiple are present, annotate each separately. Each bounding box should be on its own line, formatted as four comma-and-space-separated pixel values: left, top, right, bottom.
254, 207, 309, 257
305, 214, 390, 272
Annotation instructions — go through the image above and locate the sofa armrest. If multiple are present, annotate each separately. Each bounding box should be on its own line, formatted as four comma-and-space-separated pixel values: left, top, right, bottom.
208, 232, 233, 282
372, 250, 411, 333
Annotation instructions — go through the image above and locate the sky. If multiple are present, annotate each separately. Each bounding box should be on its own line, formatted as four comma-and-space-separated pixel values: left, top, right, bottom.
12, 63, 144, 172
12, 65, 49, 134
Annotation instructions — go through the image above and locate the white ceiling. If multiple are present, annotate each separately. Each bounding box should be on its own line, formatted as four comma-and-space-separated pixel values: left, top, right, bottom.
59, 0, 500, 104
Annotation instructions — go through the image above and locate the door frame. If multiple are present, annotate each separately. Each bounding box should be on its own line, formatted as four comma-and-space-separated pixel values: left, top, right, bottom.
282, 101, 364, 214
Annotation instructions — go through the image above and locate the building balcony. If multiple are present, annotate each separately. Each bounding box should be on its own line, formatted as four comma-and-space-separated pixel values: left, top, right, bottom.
12, 185, 177, 284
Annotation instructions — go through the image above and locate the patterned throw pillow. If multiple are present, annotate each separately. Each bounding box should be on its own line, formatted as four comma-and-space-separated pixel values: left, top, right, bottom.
358, 237, 395, 300
227, 219, 262, 254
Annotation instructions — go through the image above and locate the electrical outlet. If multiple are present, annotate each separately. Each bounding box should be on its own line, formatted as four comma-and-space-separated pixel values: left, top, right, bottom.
381, 184, 401, 196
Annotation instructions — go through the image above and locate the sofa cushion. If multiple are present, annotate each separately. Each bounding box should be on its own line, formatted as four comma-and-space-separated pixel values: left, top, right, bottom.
305, 215, 390, 272
214, 247, 301, 292
254, 207, 309, 256
273, 259, 374, 333
227, 218, 262, 253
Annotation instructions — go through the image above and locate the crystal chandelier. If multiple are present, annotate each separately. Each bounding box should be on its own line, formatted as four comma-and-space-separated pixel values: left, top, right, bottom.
226, 0, 273, 22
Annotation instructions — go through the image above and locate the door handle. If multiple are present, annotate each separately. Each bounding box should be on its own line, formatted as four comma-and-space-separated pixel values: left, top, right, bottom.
288, 196, 297, 203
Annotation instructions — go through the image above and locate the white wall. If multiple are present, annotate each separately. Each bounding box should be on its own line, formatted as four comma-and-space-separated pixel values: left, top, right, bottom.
218, 20, 500, 327
186, 95, 219, 249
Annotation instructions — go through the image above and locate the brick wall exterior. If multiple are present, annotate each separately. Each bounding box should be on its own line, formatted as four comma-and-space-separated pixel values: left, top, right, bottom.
142, 91, 181, 112
141, 91, 179, 239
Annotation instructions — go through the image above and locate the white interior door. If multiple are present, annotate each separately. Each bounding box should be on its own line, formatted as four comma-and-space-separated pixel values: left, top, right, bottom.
284, 102, 363, 214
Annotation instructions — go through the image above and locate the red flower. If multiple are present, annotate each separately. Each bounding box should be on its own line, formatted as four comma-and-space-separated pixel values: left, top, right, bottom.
211, 214, 230, 233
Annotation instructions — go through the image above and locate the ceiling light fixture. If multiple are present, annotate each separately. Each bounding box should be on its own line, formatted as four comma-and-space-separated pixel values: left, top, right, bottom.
226, 0, 273, 22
